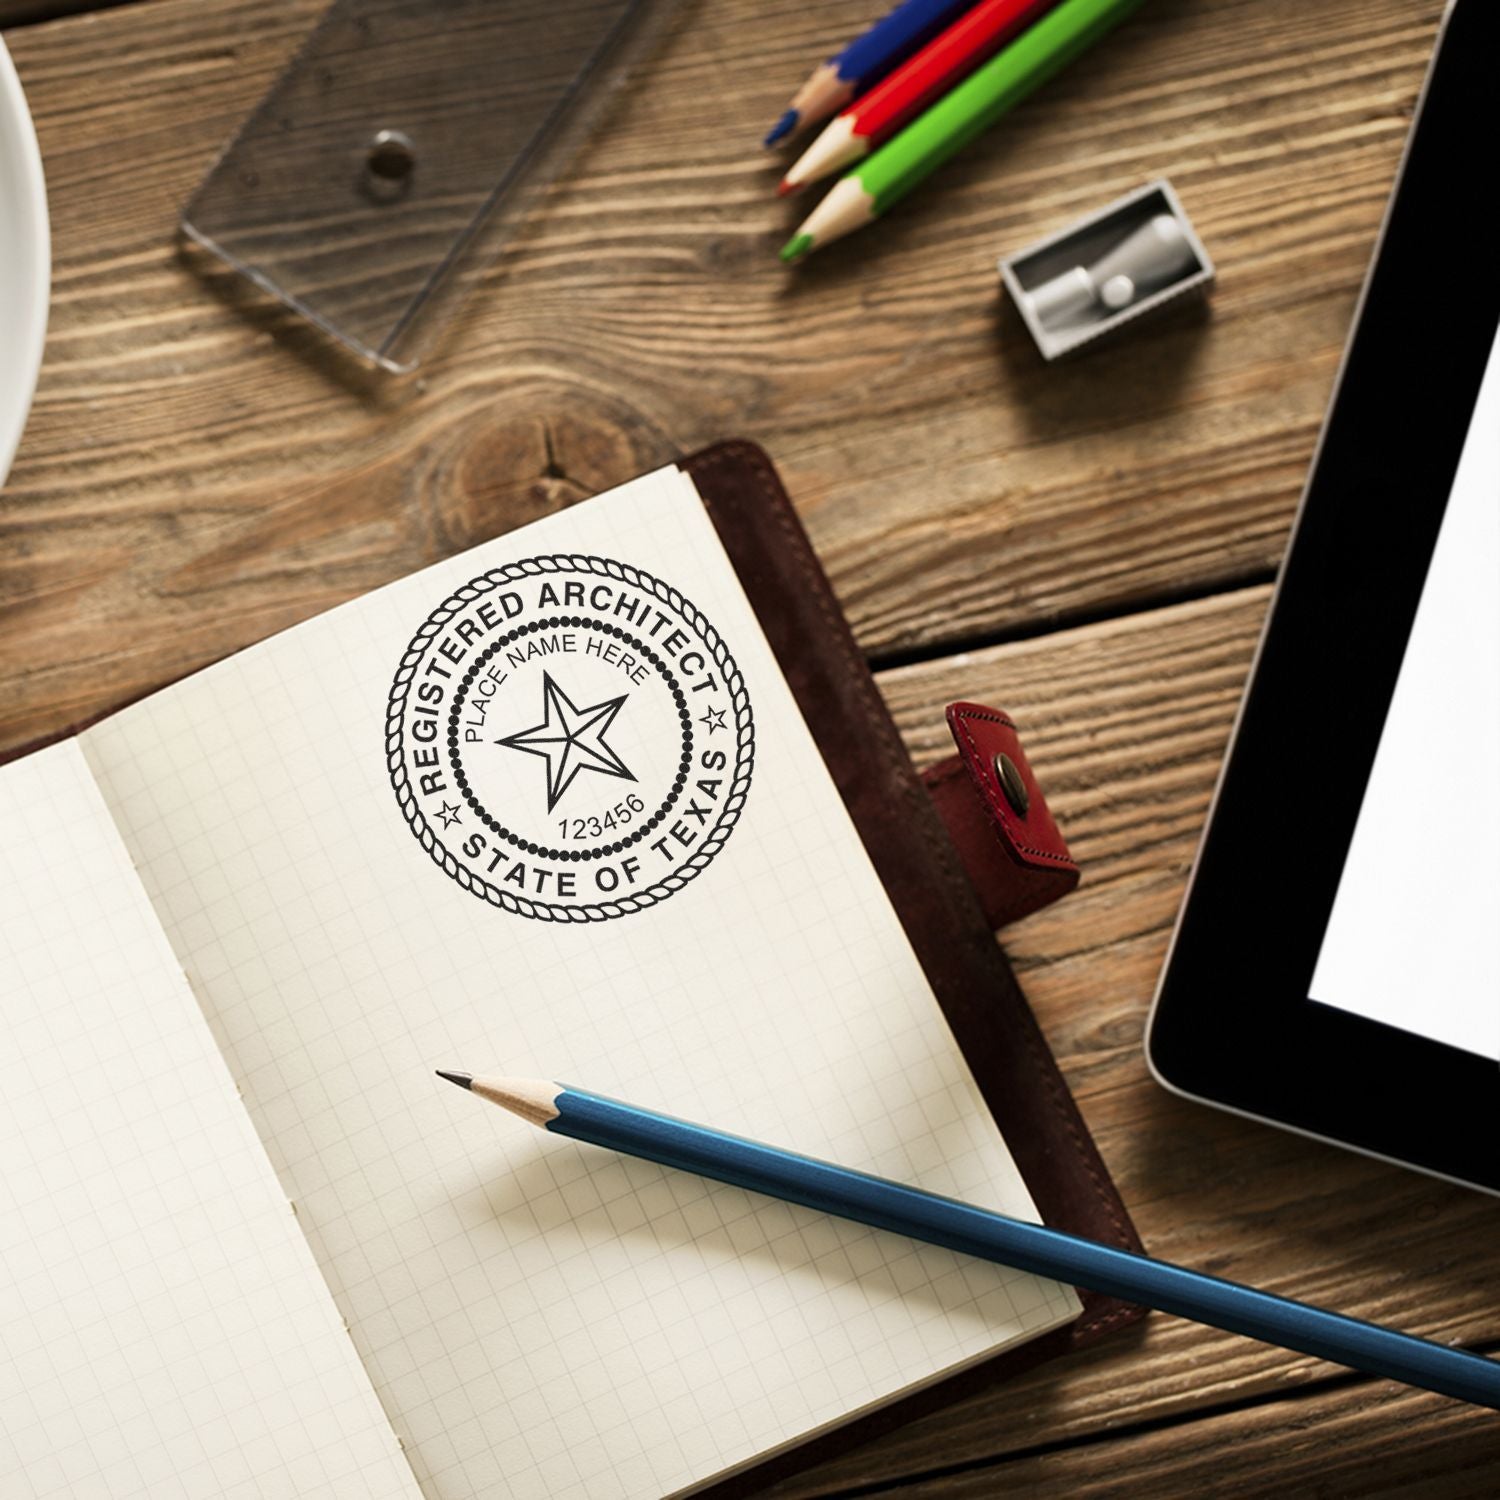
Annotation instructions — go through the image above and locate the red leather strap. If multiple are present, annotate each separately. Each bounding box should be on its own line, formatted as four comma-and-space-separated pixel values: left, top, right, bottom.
922, 702, 1079, 930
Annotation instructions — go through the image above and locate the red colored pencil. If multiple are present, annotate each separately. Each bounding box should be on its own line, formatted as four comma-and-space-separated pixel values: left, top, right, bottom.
779, 0, 1061, 194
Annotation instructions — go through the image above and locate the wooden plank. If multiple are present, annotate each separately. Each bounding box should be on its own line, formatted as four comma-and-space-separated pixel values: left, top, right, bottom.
1, 0, 1445, 755
760, 586, 1500, 1494
876, 1378, 1500, 1497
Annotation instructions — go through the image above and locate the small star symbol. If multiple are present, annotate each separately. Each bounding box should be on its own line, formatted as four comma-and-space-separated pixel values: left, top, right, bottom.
438, 802, 462, 829
699, 706, 727, 734
497, 672, 637, 813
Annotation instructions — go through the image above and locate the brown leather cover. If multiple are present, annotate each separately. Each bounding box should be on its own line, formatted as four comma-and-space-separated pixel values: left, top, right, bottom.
924, 702, 1081, 929
683, 440, 1144, 1494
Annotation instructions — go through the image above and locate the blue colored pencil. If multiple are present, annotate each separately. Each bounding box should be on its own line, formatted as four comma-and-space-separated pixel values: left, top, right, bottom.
438, 1072, 1500, 1410
765, 0, 981, 147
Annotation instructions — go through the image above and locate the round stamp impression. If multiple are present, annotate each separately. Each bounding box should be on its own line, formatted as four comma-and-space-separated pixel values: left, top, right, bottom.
387, 554, 754, 921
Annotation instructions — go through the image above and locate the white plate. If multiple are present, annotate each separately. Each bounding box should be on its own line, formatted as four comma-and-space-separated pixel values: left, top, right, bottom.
0, 37, 49, 486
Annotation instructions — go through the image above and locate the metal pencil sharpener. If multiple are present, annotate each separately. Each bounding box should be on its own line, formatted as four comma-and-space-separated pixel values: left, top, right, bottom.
999, 180, 1214, 360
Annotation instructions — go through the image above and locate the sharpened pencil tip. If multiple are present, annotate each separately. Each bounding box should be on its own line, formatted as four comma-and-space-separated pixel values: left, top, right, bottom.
776, 178, 798, 198
779, 233, 814, 264
763, 110, 798, 148
436, 1069, 473, 1090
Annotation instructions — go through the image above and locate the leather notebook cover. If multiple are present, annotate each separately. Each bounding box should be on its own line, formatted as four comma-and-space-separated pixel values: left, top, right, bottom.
683, 439, 1144, 1492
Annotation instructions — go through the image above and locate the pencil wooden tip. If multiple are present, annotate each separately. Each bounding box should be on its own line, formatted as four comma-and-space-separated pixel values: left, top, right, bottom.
779, 177, 872, 265
776, 178, 798, 198
466, 1076, 564, 1126
436, 1069, 473, 1090
784, 114, 862, 193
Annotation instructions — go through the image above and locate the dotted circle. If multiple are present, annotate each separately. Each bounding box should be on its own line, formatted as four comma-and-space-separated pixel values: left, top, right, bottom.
446, 616, 692, 861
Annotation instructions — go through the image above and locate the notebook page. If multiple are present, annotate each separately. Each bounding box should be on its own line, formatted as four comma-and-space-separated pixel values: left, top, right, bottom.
0, 741, 423, 1500
81, 466, 1080, 1500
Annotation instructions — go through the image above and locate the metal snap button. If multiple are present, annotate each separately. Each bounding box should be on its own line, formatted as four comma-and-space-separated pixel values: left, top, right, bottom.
993, 752, 1030, 817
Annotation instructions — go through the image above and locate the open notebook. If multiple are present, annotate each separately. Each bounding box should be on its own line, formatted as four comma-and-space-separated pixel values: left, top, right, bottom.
1, 451, 1095, 1500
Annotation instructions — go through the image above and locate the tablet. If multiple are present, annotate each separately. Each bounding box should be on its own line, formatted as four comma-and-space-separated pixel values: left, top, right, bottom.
1147, 0, 1499, 1196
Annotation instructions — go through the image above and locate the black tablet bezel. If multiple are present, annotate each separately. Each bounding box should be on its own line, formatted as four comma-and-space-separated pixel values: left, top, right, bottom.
1147, 0, 1499, 1195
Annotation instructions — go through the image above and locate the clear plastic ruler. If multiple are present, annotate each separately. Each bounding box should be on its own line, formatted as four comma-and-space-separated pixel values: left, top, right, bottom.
182, 0, 682, 372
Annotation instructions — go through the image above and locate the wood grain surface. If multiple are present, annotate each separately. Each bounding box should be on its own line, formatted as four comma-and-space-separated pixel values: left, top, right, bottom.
1, 0, 1443, 751
4, 0, 1493, 1492
853, 1379, 1500, 1498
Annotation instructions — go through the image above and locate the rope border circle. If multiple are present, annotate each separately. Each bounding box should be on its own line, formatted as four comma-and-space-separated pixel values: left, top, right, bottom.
386, 554, 755, 922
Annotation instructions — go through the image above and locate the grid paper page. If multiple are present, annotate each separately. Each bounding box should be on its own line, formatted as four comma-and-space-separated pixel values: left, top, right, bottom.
82, 466, 1080, 1500
0, 740, 422, 1500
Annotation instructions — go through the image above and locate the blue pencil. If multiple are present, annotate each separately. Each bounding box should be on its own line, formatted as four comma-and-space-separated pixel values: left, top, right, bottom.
438, 1072, 1500, 1410
765, 0, 980, 147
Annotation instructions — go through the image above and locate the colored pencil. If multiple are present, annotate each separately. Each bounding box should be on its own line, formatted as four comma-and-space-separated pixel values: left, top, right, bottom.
781, 0, 1061, 195
438, 1072, 1500, 1411
781, 0, 1146, 262
764, 0, 980, 148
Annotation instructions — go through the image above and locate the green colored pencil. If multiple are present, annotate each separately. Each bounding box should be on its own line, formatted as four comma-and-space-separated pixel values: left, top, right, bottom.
781, 0, 1148, 263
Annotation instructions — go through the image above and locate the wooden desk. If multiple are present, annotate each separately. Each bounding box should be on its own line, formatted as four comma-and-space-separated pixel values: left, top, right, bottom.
3, 0, 1493, 1491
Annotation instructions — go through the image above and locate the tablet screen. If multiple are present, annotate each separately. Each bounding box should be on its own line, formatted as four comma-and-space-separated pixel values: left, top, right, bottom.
1309, 326, 1500, 1060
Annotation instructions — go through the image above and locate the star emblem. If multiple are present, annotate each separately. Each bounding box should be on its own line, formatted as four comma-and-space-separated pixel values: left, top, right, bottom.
496, 672, 636, 812
699, 706, 727, 734
438, 801, 463, 829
